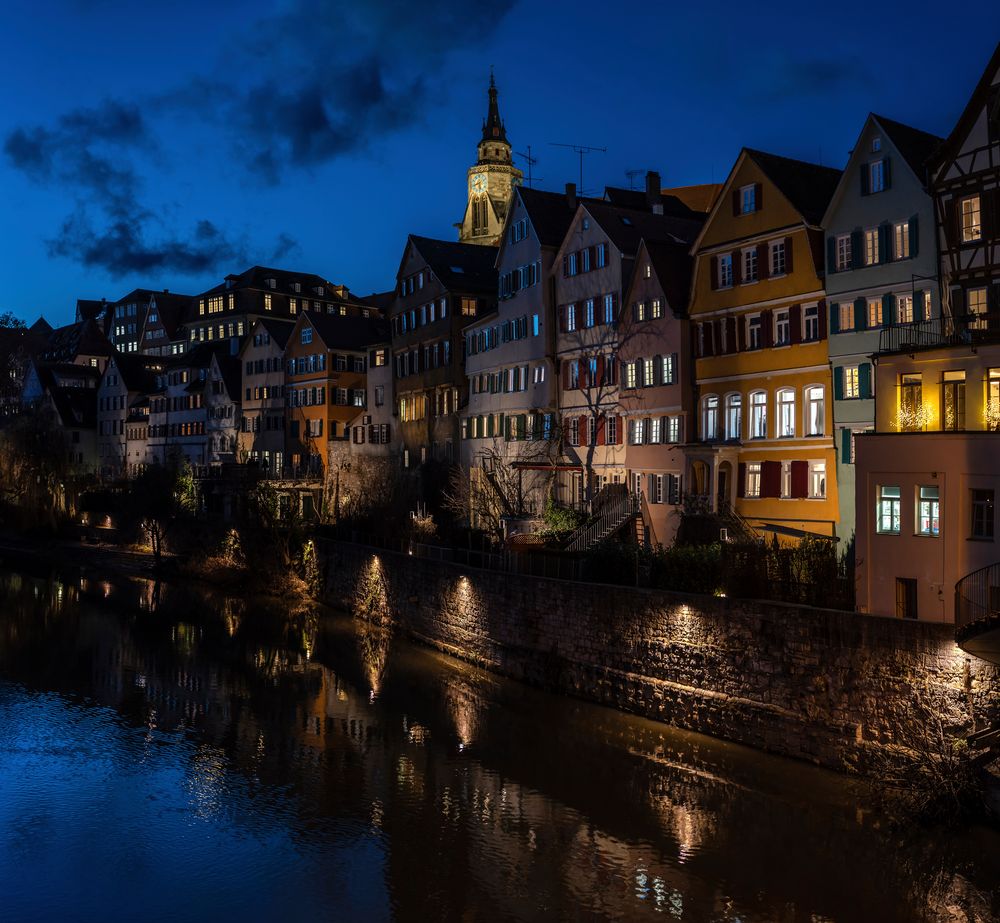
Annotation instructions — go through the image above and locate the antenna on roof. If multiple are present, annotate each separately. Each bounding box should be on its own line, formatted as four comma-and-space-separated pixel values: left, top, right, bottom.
550, 142, 607, 197
625, 169, 646, 190
515, 145, 540, 188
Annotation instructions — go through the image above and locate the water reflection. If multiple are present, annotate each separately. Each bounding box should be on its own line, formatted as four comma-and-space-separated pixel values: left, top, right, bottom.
0, 566, 997, 922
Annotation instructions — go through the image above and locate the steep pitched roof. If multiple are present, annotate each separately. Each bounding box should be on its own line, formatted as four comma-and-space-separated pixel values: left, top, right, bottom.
196, 265, 349, 299
358, 290, 395, 314
212, 353, 242, 400
256, 317, 296, 349
407, 236, 498, 293
49, 387, 96, 430
743, 149, 841, 226
308, 311, 385, 351
41, 318, 114, 363
603, 186, 711, 219
583, 201, 705, 255
75, 299, 108, 323
516, 187, 590, 248
111, 354, 160, 393
872, 114, 943, 181
642, 239, 694, 316
930, 41, 1000, 173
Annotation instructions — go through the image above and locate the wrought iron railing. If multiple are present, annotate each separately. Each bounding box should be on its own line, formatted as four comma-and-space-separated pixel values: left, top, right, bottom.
564, 489, 640, 553
879, 313, 1000, 355
954, 560, 1000, 637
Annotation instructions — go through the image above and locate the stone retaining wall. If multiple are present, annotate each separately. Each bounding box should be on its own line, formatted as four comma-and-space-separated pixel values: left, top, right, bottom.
317, 539, 1000, 772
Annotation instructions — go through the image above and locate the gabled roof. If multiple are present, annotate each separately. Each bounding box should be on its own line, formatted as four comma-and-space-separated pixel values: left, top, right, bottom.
306, 311, 385, 352
405, 236, 498, 294
211, 352, 242, 400
29, 318, 52, 336
108, 354, 161, 393
582, 201, 705, 255
603, 186, 711, 219
640, 238, 695, 316
49, 387, 96, 430
872, 114, 943, 181
41, 318, 114, 363
165, 341, 233, 371
75, 299, 108, 323
931, 41, 1000, 175
515, 187, 593, 248
257, 317, 296, 349
358, 290, 395, 314
196, 265, 349, 300
744, 149, 842, 226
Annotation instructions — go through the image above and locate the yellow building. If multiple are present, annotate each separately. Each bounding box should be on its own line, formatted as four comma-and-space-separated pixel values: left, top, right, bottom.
686, 149, 843, 540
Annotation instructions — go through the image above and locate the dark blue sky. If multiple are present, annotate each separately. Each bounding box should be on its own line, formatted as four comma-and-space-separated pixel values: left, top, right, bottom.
2, 0, 998, 327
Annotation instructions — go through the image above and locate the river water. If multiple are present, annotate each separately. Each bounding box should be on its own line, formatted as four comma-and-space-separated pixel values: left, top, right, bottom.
0, 565, 997, 923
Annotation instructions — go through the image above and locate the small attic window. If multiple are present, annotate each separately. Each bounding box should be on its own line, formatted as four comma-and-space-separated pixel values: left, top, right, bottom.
621, 216, 633, 226
266, 278, 276, 289
871, 137, 881, 153
293, 282, 301, 293
450, 265, 465, 273
582, 218, 590, 230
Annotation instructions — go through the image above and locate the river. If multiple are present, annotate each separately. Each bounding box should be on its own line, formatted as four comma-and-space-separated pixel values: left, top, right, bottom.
0, 565, 997, 922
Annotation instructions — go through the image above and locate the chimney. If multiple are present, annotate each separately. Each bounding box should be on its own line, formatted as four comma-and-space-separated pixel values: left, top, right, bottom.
645, 170, 661, 208
565, 182, 577, 210
163, 289, 169, 294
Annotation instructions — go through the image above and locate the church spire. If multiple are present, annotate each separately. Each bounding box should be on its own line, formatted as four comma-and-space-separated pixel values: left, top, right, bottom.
481, 70, 508, 145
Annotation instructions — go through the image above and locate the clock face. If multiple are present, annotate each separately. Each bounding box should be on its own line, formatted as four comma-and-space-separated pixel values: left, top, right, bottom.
471, 173, 486, 194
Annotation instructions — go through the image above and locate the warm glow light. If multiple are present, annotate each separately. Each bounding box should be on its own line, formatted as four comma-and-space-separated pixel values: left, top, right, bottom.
893, 403, 933, 431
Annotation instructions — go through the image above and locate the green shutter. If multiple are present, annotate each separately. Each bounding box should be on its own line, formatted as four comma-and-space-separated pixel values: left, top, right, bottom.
834, 365, 845, 400
830, 302, 841, 334
855, 296, 867, 330
859, 363, 872, 399
913, 290, 925, 323
519, 414, 527, 440
909, 215, 919, 257
883, 293, 896, 326
841, 428, 852, 464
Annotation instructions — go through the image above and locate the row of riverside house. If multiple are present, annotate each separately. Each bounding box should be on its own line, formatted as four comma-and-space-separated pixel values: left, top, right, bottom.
12, 42, 999, 624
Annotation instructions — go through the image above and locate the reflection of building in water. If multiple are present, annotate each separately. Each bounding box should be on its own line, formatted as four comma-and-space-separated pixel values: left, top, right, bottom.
354, 614, 392, 698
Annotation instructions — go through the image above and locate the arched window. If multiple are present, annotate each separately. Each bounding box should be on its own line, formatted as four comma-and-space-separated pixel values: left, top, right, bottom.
725, 393, 742, 440
749, 391, 767, 439
702, 395, 719, 441
805, 385, 825, 436
777, 388, 795, 437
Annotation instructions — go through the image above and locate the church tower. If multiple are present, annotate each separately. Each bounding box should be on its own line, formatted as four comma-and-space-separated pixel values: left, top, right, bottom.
457, 74, 523, 246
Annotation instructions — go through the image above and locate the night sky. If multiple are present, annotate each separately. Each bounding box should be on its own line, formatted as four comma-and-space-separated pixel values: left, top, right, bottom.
3, 0, 999, 327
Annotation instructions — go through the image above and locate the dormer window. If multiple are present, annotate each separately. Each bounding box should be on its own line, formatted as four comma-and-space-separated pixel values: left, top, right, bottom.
293, 282, 301, 293
267, 278, 276, 289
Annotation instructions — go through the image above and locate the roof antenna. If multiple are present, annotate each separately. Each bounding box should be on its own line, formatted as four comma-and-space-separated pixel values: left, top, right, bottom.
516, 145, 540, 188
625, 169, 645, 191
550, 142, 607, 197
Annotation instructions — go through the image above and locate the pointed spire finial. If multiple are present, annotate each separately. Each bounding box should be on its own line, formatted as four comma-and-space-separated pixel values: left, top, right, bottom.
482, 70, 507, 145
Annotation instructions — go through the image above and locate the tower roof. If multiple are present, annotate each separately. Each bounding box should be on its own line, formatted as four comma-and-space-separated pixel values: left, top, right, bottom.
481, 72, 508, 145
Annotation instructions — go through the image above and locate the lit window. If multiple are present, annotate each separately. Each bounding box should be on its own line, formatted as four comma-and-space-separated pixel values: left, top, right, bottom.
702, 395, 719, 440
264, 294, 272, 311
770, 240, 786, 276
776, 388, 795, 437
748, 315, 762, 350
894, 221, 910, 259
868, 298, 883, 328
803, 305, 819, 341
718, 254, 733, 288
961, 195, 982, 243
808, 461, 826, 499
740, 184, 756, 214
942, 371, 966, 431
843, 366, 860, 399
651, 299, 662, 319
897, 294, 913, 324
746, 463, 762, 498
805, 386, 824, 435
584, 300, 595, 328
725, 393, 741, 440
625, 361, 637, 389
566, 304, 576, 332
864, 228, 879, 266
749, 391, 767, 439
661, 355, 675, 384
877, 485, 901, 533
987, 369, 1000, 430
775, 309, 790, 345
666, 416, 681, 443
968, 288, 988, 330
917, 486, 940, 536
869, 160, 884, 193
899, 374, 923, 431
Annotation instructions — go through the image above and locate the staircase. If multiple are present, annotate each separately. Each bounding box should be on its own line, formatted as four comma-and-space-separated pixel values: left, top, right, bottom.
955, 561, 1000, 665
564, 486, 641, 553
718, 502, 761, 544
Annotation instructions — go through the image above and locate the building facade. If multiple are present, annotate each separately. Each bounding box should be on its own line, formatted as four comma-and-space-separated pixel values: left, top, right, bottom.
238, 319, 294, 475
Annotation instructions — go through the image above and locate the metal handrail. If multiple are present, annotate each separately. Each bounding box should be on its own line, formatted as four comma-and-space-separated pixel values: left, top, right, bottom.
879, 312, 1000, 355
565, 490, 640, 553
955, 560, 1000, 632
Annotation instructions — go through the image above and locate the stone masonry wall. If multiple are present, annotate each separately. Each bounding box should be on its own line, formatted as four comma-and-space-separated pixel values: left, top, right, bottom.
317, 538, 1000, 772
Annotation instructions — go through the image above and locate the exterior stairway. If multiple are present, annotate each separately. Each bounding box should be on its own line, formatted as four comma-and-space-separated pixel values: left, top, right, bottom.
954, 561, 1000, 665
564, 486, 641, 553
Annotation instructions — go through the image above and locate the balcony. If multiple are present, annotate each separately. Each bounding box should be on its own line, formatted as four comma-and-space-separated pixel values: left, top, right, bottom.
879, 313, 1000, 356
954, 562, 1000, 665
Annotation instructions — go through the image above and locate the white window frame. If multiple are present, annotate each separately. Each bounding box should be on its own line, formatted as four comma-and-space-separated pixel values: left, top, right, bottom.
776, 388, 795, 438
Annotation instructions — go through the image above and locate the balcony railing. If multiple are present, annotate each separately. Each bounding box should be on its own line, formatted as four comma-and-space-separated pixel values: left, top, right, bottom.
954, 562, 1000, 665
879, 313, 1000, 355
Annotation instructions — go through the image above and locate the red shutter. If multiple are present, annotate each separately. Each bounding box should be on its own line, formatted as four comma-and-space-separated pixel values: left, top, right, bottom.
817, 300, 828, 342
562, 360, 569, 391
757, 242, 769, 280
710, 255, 719, 291
760, 309, 774, 348
754, 182, 763, 211
596, 415, 606, 445
790, 460, 808, 499
784, 236, 794, 274
737, 462, 747, 498
762, 460, 781, 498
615, 415, 624, 444
596, 355, 605, 386
577, 416, 586, 446
732, 188, 741, 216
789, 304, 802, 345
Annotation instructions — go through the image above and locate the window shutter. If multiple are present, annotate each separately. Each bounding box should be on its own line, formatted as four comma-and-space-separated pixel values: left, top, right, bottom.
818, 301, 828, 341
562, 360, 569, 391
652, 354, 663, 384
826, 236, 836, 274
737, 462, 747, 498
790, 460, 808, 498
704, 323, 715, 357
577, 416, 587, 447
588, 245, 597, 269
860, 165, 870, 196
562, 255, 569, 277
859, 362, 872, 399
946, 198, 958, 245
789, 304, 802, 345
596, 355, 605, 386
732, 188, 741, 216
754, 183, 763, 210
913, 290, 925, 323
732, 250, 742, 285
596, 415, 606, 445
841, 429, 852, 465
854, 296, 867, 330
710, 255, 719, 291
883, 156, 892, 190
760, 309, 774, 348
762, 460, 782, 498
851, 229, 863, 269
909, 215, 919, 258
558, 306, 566, 333
878, 223, 890, 264
615, 415, 624, 445
830, 302, 841, 334
785, 236, 794, 274
757, 242, 769, 279
737, 317, 747, 352
834, 365, 844, 400
883, 293, 896, 326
